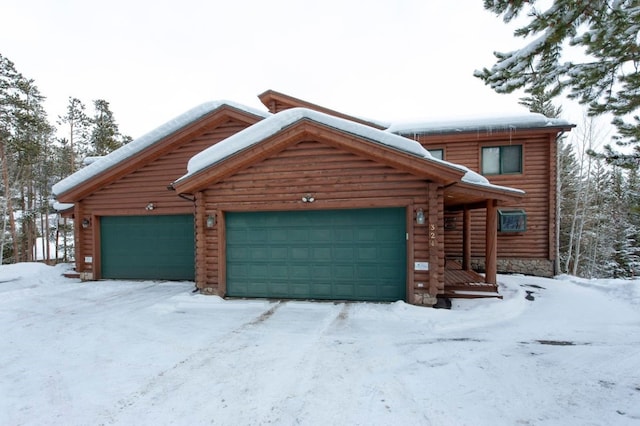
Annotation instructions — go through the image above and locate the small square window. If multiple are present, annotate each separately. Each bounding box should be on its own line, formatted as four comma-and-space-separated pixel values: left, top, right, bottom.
428, 149, 444, 160
482, 145, 522, 175
498, 209, 527, 232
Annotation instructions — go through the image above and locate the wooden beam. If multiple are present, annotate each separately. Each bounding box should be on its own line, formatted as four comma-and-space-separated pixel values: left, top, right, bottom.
463, 205, 471, 271
428, 183, 440, 297
217, 210, 227, 297
485, 199, 498, 284
195, 191, 206, 289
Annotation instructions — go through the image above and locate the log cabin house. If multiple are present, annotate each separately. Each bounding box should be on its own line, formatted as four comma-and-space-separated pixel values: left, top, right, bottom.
52, 90, 573, 306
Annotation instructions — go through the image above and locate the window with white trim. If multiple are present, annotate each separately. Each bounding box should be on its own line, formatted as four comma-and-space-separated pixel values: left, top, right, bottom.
482, 145, 522, 175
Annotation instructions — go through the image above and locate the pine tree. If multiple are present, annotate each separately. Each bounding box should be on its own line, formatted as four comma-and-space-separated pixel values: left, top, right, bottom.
605, 167, 640, 277
557, 138, 580, 273
57, 97, 90, 173
90, 99, 127, 156
0, 54, 52, 263
0, 53, 26, 263
475, 0, 640, 167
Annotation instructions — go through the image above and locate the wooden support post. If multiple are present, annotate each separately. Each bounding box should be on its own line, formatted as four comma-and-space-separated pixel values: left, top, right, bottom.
485, 199, 497, 285
194, 191, 206, 290
462, 205, 471, 271
428, 183, 440, 298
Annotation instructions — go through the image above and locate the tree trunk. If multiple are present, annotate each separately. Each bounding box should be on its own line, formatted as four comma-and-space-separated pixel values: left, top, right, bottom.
0, 141, 19, 263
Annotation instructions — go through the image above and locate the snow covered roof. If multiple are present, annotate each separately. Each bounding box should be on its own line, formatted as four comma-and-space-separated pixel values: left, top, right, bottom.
52, 101, 270, 197
387, 112, 574, 136
175, 107, 523, 195
180, 107, 435, 177
52, 202, 74, 212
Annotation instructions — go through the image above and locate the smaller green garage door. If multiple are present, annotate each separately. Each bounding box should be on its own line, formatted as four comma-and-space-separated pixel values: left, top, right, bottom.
101, 215, 194, 280
226, 208, 406, 302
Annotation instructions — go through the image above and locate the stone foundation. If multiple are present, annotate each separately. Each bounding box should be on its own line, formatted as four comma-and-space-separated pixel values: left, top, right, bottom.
413, 291, 438, 307
469, 258, 554, 278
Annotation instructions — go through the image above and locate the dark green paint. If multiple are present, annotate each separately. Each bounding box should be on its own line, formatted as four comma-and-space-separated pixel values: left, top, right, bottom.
226, 208, 406, 301
100, 215, 195, 280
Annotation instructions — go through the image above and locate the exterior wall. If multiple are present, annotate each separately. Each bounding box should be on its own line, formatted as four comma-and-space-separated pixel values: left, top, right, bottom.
73, 119, 251, 278
197, 139, 444, 305
412, 131, 557, 276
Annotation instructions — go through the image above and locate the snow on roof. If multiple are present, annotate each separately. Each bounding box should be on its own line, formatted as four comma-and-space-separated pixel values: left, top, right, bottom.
179, 107, 445, 180
52, 202, 74, 212
387, 112, 573, 136
52, 101, 270, 197
176, 107, 523, 195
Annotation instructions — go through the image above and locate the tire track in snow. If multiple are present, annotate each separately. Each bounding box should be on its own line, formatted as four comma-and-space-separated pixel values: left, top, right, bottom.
101, 300, 285, 424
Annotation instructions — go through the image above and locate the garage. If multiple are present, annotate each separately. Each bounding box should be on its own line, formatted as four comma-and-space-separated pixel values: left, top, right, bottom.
100, 215, 195, 280
226, 208, 406, 301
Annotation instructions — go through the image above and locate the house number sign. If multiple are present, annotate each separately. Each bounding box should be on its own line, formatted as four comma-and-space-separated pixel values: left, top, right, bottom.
429, 223, 437, 247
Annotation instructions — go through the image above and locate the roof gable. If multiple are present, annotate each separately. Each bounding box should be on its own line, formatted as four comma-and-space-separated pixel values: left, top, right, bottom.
53, 102, 269, 201
258, 90, 389, 130
171, 108, 522, 201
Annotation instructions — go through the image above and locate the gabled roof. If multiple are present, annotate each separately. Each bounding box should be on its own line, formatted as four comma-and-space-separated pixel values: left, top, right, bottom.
52, 101, 269, 201
171, 107, 524, 203
258, 89, 390, 130
387, 112, 575, 136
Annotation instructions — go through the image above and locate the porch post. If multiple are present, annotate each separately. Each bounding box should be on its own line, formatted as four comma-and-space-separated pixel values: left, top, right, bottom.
485, 199, 497, 285
462, 205, 471, 271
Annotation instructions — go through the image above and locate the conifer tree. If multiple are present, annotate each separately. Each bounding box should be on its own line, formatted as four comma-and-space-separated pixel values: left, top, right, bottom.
475, 0, 640, 167
90, 99, 126, 156
57, 97, 90, 173
0, 53, 52, 262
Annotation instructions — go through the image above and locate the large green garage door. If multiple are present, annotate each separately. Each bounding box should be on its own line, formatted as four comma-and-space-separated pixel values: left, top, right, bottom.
226, 208, 406, 301
101, 215, 195, 280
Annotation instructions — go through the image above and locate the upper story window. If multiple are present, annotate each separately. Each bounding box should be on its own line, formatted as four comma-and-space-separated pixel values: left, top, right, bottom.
481, 145, 522, 175
428, 149, 444, 160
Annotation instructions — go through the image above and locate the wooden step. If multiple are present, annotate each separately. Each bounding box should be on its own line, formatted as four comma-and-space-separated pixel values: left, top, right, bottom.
444, 289, 503, 299
63, 272, 81, 279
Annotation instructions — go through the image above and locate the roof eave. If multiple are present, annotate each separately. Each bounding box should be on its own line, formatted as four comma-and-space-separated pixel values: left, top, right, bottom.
53, 104, 267, 202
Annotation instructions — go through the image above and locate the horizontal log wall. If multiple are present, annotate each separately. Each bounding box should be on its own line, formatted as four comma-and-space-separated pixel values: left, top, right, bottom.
76, 119, 251, 276
416, 132, 555, 261
200, 139, 442, 298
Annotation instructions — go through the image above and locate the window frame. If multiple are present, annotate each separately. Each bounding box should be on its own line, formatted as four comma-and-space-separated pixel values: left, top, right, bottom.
427, 148, 444, 160
481, 144, 523, 175
498, 209, 527, 233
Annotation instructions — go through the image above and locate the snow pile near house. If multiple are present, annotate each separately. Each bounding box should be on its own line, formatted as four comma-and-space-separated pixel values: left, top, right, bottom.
1, 263, 639, 425
52, 101, 269, 197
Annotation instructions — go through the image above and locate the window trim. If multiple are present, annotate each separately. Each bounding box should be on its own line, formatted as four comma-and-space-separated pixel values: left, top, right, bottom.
481, 144, 523, 175
498, 209, 527, 233
427, 148, 444, 160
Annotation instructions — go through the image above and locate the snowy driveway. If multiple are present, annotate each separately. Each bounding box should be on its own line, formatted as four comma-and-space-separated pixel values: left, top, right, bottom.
1, 263, 639, 425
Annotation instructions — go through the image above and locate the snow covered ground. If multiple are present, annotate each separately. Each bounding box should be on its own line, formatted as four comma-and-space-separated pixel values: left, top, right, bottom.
1, 263, 638, 426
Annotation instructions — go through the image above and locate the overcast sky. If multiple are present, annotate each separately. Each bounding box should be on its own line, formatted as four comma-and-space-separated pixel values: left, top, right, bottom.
2, 0, 581, 139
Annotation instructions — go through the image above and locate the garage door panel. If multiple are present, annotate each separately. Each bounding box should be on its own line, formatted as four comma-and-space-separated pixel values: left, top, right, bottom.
101, 215, 194, 280
226, 208, 406, 301
311, 247, 331, 261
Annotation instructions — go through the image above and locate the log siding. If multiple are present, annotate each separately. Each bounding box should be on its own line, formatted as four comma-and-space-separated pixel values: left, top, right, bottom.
412, 131, 559, 275
73, 118, 254, 279
198, 139, 443, 300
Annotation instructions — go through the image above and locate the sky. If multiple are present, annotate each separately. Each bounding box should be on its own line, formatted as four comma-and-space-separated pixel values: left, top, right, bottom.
2, 0, 582, 139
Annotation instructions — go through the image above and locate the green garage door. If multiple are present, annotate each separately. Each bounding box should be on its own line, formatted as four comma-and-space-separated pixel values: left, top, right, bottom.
226, 208, 406, 301
101, 215, 194, 280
